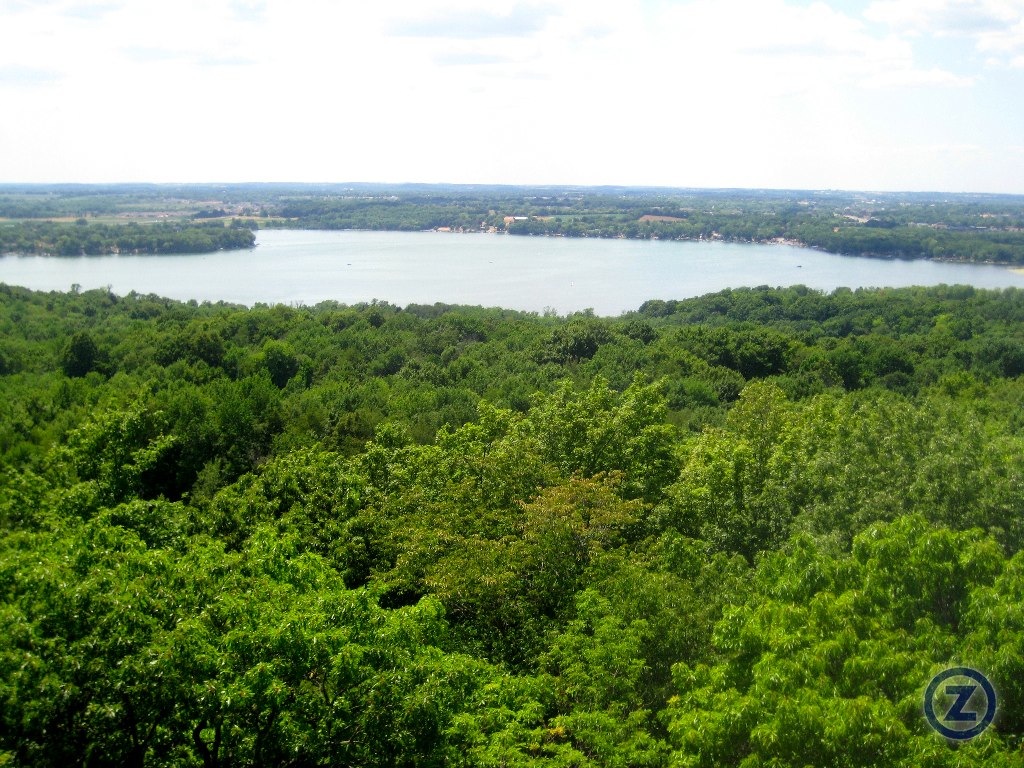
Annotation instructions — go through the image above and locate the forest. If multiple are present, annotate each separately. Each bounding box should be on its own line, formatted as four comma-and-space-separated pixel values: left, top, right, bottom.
3, 184, 1024, 263
3, 281, 1024, 766
0, 220, 255, 257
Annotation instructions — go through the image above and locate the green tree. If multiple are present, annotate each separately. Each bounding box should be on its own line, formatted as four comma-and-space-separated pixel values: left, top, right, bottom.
661, 382, 797, 560
61, 331, 98, 377
260, 339, 300, 388
663, 517, 1013, 768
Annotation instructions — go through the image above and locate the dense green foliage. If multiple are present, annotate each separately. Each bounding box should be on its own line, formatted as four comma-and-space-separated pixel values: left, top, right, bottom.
3, 184, 1024, 263
4, 282, 1024, 765
0, 220, 255, 256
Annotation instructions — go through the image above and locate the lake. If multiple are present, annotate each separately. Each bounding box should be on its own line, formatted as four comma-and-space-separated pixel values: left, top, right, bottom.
4, 229, 1024, 316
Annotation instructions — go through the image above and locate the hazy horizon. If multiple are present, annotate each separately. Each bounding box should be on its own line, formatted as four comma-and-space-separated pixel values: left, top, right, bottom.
2, 181, 1023, 199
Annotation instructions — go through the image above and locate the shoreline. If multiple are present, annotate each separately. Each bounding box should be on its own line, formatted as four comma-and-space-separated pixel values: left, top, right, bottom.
259, 225, 1024, 268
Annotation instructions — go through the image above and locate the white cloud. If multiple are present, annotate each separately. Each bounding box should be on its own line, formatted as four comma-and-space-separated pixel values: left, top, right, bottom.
0, 0, 1019, 190
63, 2, 122, 21
861, 66, 975, 87
390, 3, 556, 39
866, 0, 1024, 66
0, 1, 973, 102
625, 0, 971, 96
976, 16, 1024, 64
865, 0, 1023, 33
0, 65, 62, 87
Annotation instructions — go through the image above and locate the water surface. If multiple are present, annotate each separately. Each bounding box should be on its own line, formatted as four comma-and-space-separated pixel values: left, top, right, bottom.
3, 229, 1024, 315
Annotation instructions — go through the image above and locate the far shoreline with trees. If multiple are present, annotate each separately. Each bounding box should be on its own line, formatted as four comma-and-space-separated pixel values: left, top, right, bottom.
2, 183, 1024, 264
0, 219, 255, 257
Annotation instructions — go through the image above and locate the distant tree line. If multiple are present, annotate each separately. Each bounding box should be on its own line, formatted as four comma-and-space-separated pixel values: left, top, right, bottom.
3, 183, 1024, 263
0, 220, 255, 256
262, 187, 1024, 264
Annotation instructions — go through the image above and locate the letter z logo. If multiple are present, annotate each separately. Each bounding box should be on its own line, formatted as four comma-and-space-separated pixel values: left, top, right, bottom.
942, 684, 979, 722
924, 668, 996, 741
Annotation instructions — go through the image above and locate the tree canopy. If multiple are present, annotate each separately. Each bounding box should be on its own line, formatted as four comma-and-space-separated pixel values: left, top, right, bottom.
3, 282, 1024, 765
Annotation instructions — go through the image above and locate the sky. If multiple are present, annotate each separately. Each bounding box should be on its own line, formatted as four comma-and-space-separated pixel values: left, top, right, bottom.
1, 0, 1023, 193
